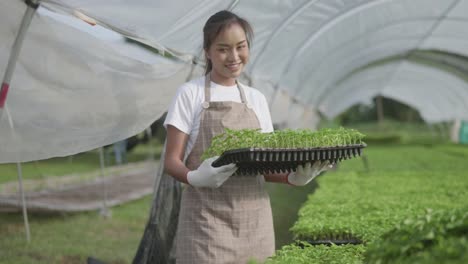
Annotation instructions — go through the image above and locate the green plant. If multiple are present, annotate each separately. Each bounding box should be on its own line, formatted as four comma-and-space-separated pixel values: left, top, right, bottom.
364, 207, 468, 264
266, 241, 365, 264
290, 144, 468, 244
201, 128, 366, 160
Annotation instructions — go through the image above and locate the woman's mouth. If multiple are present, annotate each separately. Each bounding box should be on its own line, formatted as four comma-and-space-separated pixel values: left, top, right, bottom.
226, 63, 241, 71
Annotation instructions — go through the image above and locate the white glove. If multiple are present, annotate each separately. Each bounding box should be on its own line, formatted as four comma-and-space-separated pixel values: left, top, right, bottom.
287, 161, 332, 186
187, 157, 237, 188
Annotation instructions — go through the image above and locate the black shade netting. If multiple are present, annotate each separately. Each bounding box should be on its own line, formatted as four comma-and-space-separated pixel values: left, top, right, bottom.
133, 142, 181, 264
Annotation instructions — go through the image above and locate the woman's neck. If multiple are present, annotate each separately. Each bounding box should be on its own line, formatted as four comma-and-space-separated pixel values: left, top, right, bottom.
209, 72, 236, 86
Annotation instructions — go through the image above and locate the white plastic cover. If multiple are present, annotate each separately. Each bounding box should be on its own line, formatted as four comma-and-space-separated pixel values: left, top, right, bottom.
39, 0, 468, 121
0, 1, 191, 163
322, 59, 468, 122
2, 0, 468, 162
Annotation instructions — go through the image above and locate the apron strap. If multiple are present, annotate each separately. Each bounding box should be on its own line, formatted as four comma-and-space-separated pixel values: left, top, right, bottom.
203, 74, 250, 108
236, 81, 248, 105
203, 74, 211, 109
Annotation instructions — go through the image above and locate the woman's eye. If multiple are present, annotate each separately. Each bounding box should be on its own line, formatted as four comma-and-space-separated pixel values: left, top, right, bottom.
218, 49, 227, 53
237, 45, 246, 50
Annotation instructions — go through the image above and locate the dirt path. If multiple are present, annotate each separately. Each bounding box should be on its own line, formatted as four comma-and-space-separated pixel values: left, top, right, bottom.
0, 161, 158, 213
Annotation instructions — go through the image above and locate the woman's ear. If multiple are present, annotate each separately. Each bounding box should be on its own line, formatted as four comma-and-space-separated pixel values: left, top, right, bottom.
204, 49, 210, 60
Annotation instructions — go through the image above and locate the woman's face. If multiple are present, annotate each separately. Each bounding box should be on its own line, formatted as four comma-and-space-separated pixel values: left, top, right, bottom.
206, 23, 249, 85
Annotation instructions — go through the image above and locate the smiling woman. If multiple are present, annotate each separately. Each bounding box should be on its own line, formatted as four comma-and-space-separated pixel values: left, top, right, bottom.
162, 11, 277, 264
203, 13, 252, 85
135, 10, 330, 264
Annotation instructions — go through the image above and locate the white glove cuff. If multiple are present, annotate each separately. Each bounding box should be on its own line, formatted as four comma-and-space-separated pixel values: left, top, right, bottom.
287, 171, 307, 186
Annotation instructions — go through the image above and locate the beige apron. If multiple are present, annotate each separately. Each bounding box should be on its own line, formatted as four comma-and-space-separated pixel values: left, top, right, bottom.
175, 75, 275, 264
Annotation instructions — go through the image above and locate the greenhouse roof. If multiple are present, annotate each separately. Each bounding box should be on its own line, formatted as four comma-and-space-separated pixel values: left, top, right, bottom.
1, 0, 468, 162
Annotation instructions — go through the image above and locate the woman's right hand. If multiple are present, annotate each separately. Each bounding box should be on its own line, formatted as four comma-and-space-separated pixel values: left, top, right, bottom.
287, 161, 332, 186
187, 157, 237, 188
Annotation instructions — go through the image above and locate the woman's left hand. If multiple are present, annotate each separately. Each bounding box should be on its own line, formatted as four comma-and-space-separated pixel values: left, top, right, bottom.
287, 161, 332, 186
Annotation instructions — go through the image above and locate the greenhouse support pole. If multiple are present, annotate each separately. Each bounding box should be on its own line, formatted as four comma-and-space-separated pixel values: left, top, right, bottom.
16, 163, 30, 242
0, 0, 41, 243
0, 0, 39, 119
99, 147, 111, 218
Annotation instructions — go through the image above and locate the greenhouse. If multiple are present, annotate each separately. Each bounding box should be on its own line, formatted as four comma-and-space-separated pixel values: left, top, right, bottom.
1, 0, 467, 263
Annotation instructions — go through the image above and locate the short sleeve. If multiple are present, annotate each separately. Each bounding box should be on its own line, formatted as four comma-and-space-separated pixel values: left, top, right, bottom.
163, 83, 194, 135
246, 87, 274, 133
257, 93, 274, 133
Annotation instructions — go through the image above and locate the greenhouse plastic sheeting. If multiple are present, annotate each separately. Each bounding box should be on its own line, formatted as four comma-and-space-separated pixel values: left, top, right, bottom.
322, 59, 468, 122
41, 0, 468, 113
2, 1, 468, 263
0, 1, 191, 163
2, 0, 468, 163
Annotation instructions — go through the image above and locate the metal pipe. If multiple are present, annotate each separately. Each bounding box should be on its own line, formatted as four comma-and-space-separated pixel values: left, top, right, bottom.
0, 0, 39, 114
1, 0, 41, 243
99, 147, 110, 218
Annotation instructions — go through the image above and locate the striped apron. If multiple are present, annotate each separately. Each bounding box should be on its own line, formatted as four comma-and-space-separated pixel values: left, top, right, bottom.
175, 75, 275, 264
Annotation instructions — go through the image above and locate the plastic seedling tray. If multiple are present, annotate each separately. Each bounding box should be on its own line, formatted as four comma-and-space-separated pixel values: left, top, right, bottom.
212, 144, 366, 175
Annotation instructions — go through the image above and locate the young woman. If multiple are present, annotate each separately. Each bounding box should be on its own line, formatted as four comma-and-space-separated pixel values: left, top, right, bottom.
163, 10, 330, 263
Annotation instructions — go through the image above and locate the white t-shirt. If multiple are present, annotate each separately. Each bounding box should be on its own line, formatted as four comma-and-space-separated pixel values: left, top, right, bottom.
164, 76, 273, 157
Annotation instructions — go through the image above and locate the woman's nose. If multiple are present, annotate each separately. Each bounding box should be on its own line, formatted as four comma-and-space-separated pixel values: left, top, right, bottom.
228, 49, 239, 61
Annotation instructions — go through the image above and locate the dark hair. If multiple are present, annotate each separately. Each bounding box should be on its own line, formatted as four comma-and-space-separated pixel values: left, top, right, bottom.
203, 10, 253, 75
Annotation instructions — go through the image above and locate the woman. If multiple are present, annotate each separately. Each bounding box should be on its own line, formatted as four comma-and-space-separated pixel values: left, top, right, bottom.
164, 10, 330, 263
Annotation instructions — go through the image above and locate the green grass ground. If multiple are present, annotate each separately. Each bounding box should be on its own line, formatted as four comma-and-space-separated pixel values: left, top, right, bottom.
0, 142, 162, 264
0, 143, 162, 185
0, 197, 152, 264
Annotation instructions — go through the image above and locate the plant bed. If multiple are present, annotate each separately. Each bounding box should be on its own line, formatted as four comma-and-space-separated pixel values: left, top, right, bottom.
296, 234, 363, 246
364, 207, 468, 264
264, 242, 365, 264
301, 238, 362, 246
212, 144, 366, 175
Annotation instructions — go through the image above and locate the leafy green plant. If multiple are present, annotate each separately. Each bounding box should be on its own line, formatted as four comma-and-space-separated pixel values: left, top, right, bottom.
364, 207, 468, 264
202, 127, 366, 160
279, 144, 468, 264
290, 144, 468, 244
265, 241, 365, 264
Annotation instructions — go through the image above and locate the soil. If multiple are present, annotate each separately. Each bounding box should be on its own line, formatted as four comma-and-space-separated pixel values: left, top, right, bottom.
0, 161, 158, 213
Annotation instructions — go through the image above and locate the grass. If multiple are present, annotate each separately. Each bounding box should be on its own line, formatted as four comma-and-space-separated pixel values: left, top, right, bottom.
0, 196, 152, 264
0, 142, 162, 185
0, 141, 162, 263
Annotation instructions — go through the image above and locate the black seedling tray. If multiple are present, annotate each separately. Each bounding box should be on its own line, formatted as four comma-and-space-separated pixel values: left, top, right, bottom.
212, 144, 366, 175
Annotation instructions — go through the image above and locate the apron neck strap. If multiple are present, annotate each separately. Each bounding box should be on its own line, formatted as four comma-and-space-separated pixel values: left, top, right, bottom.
237, 80, 248, 104
204, 74, 211, 103
204, 74, 248, 105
